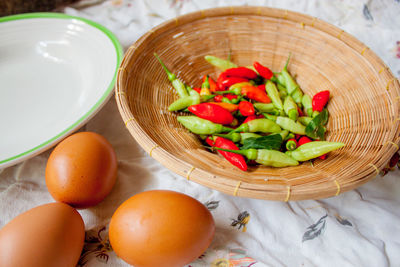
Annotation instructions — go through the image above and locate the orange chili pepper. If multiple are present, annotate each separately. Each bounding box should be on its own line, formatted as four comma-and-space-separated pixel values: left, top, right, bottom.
241, 85, 271, 103
203, 75, 218, 92
208, 102, 239, 112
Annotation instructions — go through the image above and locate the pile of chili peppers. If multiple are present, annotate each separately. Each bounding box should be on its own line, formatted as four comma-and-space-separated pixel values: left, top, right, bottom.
155, 53, 345, 171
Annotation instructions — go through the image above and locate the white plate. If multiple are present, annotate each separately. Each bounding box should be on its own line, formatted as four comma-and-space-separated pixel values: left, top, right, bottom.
0, 13, 123, 169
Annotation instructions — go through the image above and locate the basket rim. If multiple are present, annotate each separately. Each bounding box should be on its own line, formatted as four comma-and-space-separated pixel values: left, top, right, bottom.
115, 6, 400, 201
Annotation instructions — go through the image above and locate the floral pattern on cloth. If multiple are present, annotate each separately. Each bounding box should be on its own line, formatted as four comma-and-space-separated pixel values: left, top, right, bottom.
78, 226, 113, 266
231, 211, 250, 233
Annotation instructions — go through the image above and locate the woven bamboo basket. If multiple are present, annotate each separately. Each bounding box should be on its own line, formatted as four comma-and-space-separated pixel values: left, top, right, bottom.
115, 6, 400, 201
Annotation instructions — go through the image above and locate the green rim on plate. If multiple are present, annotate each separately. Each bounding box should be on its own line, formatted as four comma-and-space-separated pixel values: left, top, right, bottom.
0, 12, 123, 166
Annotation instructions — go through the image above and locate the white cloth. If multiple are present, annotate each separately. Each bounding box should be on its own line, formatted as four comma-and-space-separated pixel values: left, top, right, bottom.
1, 1, 400, 266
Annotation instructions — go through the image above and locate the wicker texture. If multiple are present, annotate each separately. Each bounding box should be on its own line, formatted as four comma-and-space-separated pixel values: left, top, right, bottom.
116, 7, 400, 201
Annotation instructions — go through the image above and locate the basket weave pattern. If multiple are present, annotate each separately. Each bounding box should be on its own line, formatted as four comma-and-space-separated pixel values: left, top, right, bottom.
116, 7, 400, 201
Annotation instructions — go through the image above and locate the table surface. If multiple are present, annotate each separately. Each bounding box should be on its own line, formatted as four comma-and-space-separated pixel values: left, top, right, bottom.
1, 0, 400, 266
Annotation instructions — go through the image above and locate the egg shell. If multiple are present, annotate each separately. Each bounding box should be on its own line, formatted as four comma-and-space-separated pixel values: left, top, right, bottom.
0, 202, 85, 267
45, 132, 117, 208
109, 190, 215, 267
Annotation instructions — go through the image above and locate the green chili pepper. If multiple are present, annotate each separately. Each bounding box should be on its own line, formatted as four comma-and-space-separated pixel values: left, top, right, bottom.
285, 133, 295, 141
171, 77, 189, 98
302, 94, 313, 117
239, 133, 262, 145
214, 148, 299, 167
204, 95, 215, 101
232, 118, 282, 134
154, 53, 189, 98
253, 103, 275, 113
231, 97, 240, 104
188, 87, 199, 96
177, 116, 232, 135
262, 113, 277, 122
266, 80, 283, 110
214, 86, 242, 95
285, 141, 345, 161
229, 82, 252, 91
202, 75, 210, 89
280, 55, 297, 94
255, 150, 299, 167
272, 109, 286, 116
291, 89, 303, 108
275, 73, 286, 87
222, 97, 232, 104
286, 139, 297, 151
283, 95, 299, 121
280, 130, 289, 140
276, 116, 306, 135
263, 110, 279, 116
298, 116, 312, 126
277, 83, 287, 93
280, 54, 303, 105
199, 134, 208, 140
185, 84, 197, 96
277, 84, 288, 99
169, 95, 200, 111
204, 55, 237, 70
169, 95, 215, 111
213, 132, 241, 143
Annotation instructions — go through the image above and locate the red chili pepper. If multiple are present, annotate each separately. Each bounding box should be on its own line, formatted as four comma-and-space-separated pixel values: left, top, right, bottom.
217, 73, 248, 91
214, 137, 247, 171
243, 114, 264, 124
214, 95, 223, 102
298, 136, 312, 146
243, 115, 257, 124
203, 76, 218, 92
188, 103, 234, 124
295, 134, 301, 140
193, 87, 201, 93
205, 136, 214, 147
225, 94, 238, 101
241, 85, 271, 103
257, 84, 266, 91
238, 101, 255, 116
222, 67, 258, 80
298, 136, 326, 159
312, 90, 330, 112
253, 61, 273, 80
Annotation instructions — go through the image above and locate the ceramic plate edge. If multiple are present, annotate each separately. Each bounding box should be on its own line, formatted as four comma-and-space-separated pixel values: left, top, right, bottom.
0, 12, 123, 168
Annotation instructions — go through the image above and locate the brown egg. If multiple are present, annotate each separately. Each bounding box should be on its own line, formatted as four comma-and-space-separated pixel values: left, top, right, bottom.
109, 190, 215, 267
0, 202, 85, 267
46, 132, 117, 208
